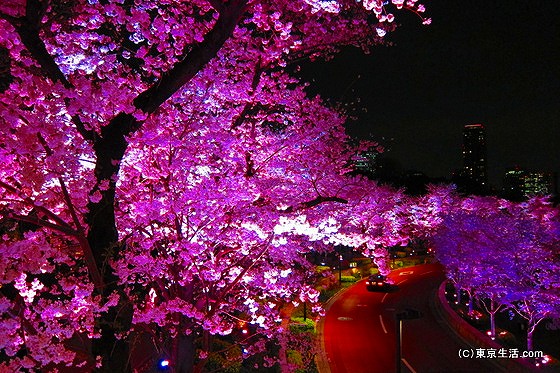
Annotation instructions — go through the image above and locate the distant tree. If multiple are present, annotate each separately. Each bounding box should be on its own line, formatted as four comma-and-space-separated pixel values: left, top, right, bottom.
503, 199, 560, 351
470, 203, 523, 339
434, 196, 560, 349
432, 196, 488, 306
0, 0, 430, 371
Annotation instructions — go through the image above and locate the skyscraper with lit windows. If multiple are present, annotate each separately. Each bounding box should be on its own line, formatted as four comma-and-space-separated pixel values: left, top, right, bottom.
501, 167, 557, 200
461, 124, 488, 193
523, 171, 556, 197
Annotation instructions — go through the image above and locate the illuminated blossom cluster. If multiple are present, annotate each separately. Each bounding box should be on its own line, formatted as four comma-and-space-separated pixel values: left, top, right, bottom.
0, 0, 429, 371
434, 196, 560, 350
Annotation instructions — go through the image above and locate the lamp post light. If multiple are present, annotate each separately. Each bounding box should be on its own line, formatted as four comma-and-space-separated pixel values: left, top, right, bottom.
395, 308, 423, 373
338, 254, 343, 284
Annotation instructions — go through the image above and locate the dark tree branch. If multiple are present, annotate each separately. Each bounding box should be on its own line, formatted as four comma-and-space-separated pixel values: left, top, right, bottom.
25, 0, 47, 26
36, 131, 102, 288
10, 3, 70, 88
60, 177, 105, 289
280, 195, 349, 213
87, 0, 249, 263
245, 151, 255, 177
301, 195, 348, 208
0, 179, 75, 231
133, 0, 248, 114
0, 209, 77, 236
71, 115, 95, 142
231, 60, 264, 129
0, 12, 18, 25
208, 0, 225, 13
4, 1, 97, 140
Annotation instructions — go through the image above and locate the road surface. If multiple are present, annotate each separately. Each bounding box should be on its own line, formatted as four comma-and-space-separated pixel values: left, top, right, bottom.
321, 263, 501, 373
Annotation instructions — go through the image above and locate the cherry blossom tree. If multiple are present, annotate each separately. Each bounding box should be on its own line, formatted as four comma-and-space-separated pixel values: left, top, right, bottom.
502, 198, 560, 351
442, 198, 521, 339
475, 234, 515, 340
434, 196, 560, 349
0, 0, 430, 371
432, 196, 488, 307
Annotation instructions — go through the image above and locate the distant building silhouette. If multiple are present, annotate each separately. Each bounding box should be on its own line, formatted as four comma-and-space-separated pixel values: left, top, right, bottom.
352, 149, 403, 185
354, 150, 378, 176
501, 166, 526, 201
353, 151, 448, 196
523, 171, 556, 197
455, 124, 488, 195
500, 166, 557, 201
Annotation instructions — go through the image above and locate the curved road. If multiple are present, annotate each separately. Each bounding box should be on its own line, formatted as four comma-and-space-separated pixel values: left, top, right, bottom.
321, 263, 500, 373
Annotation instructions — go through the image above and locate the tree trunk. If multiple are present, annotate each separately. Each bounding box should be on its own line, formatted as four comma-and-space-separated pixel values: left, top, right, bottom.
527, 328, 533, 351
87, 114, 136, 373
278, 303, 295, 372
175, 333, 197, 373
490, 312, 496, 339
84, 3, 248, 370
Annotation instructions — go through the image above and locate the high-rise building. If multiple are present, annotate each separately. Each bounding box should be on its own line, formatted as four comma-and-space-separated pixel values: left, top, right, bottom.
461, 123, 488, 193
523, 171, 556, 197
500, 167, 557, 200
354, 150, 378, 175
501, 166, 525, 201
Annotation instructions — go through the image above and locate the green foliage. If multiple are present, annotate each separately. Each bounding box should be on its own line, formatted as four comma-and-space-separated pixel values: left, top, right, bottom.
203, 338, 242, 373
286, 349, 303, 368
289, 317, 316, 334
318, 288, 337, 303
340, 275, 357, 283
315, 265, 331, 274
239, 337, 280, 372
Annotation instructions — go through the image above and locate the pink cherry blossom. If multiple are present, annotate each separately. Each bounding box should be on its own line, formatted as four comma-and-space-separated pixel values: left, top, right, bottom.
0, 0, 430, 371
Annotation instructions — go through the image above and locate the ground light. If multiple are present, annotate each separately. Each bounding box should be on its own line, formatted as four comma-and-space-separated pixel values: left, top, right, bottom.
536, 355, 551, 367
158, 359, 170, 371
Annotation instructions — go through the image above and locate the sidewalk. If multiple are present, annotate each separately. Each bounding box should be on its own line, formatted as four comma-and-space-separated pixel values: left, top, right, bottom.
432, 281, 557, 373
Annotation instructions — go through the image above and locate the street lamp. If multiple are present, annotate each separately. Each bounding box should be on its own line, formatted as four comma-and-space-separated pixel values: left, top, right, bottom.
338, 254, 343, 283
395, 308, 423, 373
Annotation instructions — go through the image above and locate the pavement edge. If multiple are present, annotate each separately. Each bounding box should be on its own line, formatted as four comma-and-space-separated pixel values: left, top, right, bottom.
315, 285, 352, 373
432, 280, 540, 373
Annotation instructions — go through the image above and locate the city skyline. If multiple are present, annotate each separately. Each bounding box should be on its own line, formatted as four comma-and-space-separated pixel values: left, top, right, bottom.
299, 0, 559, 188
459, 123, 488, 194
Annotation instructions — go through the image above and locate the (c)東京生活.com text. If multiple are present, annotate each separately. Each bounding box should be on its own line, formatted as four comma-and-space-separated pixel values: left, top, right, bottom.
458, 348, 544, 359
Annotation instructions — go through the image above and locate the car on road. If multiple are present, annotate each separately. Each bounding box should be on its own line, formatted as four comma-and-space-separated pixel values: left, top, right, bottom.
365, 274, 389, 291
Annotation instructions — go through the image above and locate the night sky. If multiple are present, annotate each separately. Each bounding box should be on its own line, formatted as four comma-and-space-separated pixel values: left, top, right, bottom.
299, 0, 559, 188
